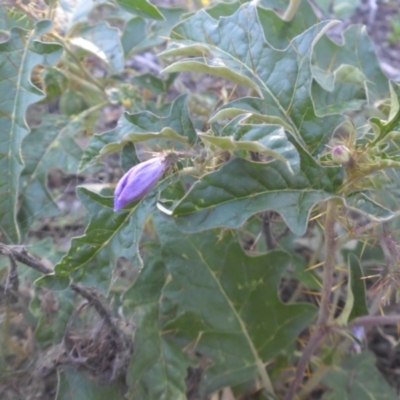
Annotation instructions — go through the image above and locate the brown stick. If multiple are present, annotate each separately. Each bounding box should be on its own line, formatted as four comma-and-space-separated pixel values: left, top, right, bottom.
0, 243, 53, 274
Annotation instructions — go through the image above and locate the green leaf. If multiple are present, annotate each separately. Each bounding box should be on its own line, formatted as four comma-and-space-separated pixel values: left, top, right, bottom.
79, 95, 196, 171
173, 148, 342, 236
56, 366, 124, 400
204, 115, 300, 173
42, 67, 69, 99
312, 25, 389, 110
155, 214, 316, 394
34, 289, 75, 348
116, 0, 164, 20
57, 0, 108, 32
312, 64, 368, 115
345, 193, 394, 222
36, 185, 159, 291
370, 82, 400, 145
322, 352, 397, 400
131, 73, 177, 96
124, 246, 191, 400
347, 254, 368, 322
19, 114, 84, 235
257, 0, 320, 49
122, 7, 184, 56
161, 3, 343, 153
0, 7, 34, 30
336, 253, 368, 326
0, 21, 62, 243
71, 22, 124, 72
332, 0, 361, 19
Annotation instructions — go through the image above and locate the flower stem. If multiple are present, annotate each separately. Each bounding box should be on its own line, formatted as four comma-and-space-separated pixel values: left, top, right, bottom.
285, 199, 337, 400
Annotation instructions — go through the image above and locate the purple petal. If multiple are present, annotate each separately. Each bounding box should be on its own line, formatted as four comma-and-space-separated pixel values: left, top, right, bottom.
114, 156, 171, 211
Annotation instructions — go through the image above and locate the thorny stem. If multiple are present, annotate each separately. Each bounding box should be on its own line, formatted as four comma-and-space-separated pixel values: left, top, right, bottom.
317, 200, 337, 327
284, 329, 327, 400
285, 200, 337, 400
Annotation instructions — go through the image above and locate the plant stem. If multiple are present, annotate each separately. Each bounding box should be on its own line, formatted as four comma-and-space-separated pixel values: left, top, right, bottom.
350, 315, 400, 328
317, 200, 337, 327
284, 329, 327, 400
285, 199, 337, 400
283, 0, 302, 21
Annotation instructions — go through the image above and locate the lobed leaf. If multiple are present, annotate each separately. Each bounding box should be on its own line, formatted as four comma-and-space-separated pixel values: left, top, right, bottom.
19, 114, 84, 236
312, 25, 389, 112
71, 22, 124, 72
0, 21, 62, 243
173, 148, 342, 236
122, 7, 184, 56
161, 3, 343, 154
155, 214, 316, 394
79, 95, 196, 171
204, 114, 300, 173
36, 185, 163, 291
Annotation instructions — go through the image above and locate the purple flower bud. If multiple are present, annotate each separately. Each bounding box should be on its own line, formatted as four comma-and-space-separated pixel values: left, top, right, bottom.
114, 156, 172, 211
332, 145, 351, 164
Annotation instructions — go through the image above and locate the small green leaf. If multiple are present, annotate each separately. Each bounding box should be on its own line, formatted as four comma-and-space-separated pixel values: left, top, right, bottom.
257, 0, 320, 49
345, 193, 393, 222
71, 22, 124, 72
322, 352, 397, 400
122, 8, 184, 56
155, 214, 316, 394
203, 115, 300, 173
348, 254, 368, 322
312, 64, 367, 115
57, 0, 108, 32
56, 367, 123, 400
173, 148, 342, 236
0, 21, 62, 243
370, 82, 400, 145
79, 95, 196, 171
116, 0, 164, 20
